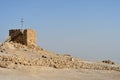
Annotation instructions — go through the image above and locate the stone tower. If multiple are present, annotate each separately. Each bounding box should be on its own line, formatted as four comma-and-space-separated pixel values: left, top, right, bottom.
9, 29, 37, 46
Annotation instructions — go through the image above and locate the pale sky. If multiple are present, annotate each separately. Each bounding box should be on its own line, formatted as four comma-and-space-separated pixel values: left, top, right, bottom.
0, 0, 120, 63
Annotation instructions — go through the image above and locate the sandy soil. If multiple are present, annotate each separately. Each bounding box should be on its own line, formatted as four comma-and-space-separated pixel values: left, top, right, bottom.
0, 66, 120, 80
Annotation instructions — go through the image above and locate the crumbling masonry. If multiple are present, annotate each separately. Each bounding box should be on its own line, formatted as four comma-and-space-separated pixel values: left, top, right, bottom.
9, 29, 37, 47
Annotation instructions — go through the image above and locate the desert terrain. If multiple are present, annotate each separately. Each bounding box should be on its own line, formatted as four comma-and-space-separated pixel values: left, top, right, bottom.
0, 42, 120, 80
0, 66, 120, 80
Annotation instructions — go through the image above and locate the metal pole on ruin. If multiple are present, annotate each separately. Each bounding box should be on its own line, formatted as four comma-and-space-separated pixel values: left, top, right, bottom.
20, 18, 24, 34
21, 18, 24, 29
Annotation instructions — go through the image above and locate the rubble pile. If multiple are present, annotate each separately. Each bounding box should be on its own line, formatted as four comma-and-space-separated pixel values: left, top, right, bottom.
0, 42, 120, 71
102, 60, 115, 65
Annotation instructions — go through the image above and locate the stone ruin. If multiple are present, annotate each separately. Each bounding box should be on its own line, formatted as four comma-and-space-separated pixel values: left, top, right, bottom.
8, 29, 37, 47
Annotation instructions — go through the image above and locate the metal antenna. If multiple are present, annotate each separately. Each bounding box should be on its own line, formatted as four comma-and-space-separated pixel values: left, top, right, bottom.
21, 18, 24, 29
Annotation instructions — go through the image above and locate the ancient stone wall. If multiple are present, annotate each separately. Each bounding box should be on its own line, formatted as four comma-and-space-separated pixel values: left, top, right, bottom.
9, 29, 24, 44
9, 29, 37, 46
24, 29, 37, 47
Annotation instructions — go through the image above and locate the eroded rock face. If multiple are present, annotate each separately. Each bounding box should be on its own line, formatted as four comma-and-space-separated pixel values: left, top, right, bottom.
0, 42, 120, 72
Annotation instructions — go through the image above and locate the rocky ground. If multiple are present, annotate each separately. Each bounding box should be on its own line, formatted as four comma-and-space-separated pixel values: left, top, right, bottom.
0, 42, 120, 80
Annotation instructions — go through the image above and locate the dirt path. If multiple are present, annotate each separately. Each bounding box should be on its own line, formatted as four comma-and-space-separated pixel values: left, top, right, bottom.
0, 66, 120, 80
